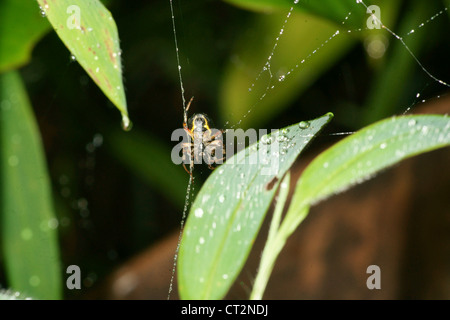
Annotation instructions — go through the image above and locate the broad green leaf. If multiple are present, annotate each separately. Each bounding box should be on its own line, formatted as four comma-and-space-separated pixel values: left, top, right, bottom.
219, 11, 355, 129
287, 115, 450, 227
0, 0, 51, 72
36, 0, 129, 126
178, 113, 333, 300
249, 115, 450, 300
0, 71, 62, 299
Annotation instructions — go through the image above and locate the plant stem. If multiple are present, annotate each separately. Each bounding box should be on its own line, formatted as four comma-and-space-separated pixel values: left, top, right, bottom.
250, 173, 290, 300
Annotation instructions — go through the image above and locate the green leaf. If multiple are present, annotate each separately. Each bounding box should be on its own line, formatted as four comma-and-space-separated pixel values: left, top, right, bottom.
0, 0, 51, 72
0, 71, 62, 299
249, 172, 291, 300
249, 114, 449, 300
288, 115, 450, 222
178, 113, 333, 300
36, 0, 129, 125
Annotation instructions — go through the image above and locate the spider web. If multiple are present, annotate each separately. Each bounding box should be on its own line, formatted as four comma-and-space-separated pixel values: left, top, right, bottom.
167, 0, 450, 299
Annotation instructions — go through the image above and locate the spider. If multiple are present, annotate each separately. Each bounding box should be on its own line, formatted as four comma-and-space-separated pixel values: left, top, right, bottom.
181, 97, 225, 179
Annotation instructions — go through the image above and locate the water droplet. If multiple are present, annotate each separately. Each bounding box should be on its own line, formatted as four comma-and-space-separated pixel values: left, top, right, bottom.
323, 162, 329, 168
222, 274, 229, 279
39, 7, 46, 17
202, 194, 210, 204
121, 115, 133, 131
194, 208, 204, 218
380, 142, 387, 149
199, 237, 205, 244
70, 54, 77, 61
298, 121, 310, 129
278, 74, 285, 82
408, 119, 417, 126
294, 0, 299, 4
219, 195, 225, 203
261, 135, 272, 145
395, 150, 405, 157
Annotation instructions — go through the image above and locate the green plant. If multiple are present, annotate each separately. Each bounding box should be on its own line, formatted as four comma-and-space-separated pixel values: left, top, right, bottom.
0, 0, 126, 299
177, 0, 450, 299
0, 0, 448, 300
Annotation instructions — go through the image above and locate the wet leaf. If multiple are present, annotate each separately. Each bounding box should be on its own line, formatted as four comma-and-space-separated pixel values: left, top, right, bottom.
178, 113, 333, 300
250, 114, 450, 300
288, 115, 450, 220
36, 0, 129, 125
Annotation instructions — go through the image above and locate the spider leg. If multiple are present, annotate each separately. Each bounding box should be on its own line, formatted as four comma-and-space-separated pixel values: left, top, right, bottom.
186, 96, 194, 112
184, 96, 194, 126
181, 142, 194, 180
209, 129, 224, 140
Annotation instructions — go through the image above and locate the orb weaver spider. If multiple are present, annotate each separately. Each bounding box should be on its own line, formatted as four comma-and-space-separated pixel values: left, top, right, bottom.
181, 97, 225, 179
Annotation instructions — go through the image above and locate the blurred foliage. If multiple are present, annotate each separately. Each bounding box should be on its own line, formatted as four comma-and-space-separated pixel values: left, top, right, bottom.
0, 71, 62, 299
0, 0, 51, 72
0, 0, 449, 299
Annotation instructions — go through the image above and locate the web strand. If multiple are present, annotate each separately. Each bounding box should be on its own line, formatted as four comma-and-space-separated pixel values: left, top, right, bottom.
357, 0, 450, 88
169, 0, 187, 110
167, 173, 193, 300
167, 0, 190, 300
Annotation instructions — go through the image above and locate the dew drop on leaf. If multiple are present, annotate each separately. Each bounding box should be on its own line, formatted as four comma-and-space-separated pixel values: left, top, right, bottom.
298, 121, 310, 129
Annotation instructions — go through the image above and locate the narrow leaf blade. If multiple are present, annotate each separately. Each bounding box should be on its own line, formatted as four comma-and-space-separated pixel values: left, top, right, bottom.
36, 0, 128, 122
290, 115, 450, 214
178, 113, 333, 300
0, 71, 62, 299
